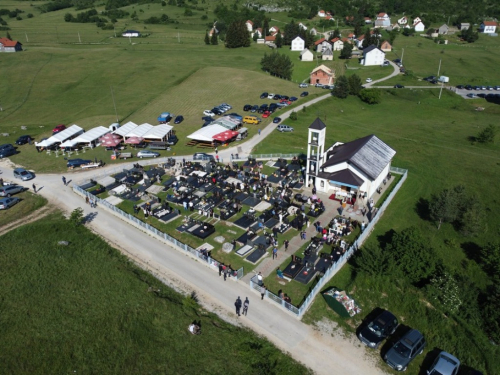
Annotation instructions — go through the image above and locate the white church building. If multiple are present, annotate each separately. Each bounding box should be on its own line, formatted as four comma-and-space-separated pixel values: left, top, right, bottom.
306, 118, 396, 200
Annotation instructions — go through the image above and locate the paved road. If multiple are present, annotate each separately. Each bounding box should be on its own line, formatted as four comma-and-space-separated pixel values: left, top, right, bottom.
0, 161, 387, 375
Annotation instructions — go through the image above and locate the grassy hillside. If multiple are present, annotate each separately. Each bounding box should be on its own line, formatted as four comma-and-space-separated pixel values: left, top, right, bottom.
0, 213, 311, 375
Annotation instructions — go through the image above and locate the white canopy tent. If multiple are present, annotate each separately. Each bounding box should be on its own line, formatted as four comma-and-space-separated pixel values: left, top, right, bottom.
60, 126, 110, 148
213, 118, 238, 130
124, 123, 154, 138
113, 121, 138, 137
187, 125, 228, 142
35, 125, 84, 148
143, 124, 173, 141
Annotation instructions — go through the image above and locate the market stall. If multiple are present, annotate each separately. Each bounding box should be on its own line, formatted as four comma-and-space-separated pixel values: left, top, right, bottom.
322, 287, 361, 318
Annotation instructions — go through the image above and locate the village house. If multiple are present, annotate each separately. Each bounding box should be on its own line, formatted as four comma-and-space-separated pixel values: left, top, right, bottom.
245, 20, 253, 33
0, 37, 22, 52
414, 21, 425, 32
291, 36, 305, 51
362, 45, 385, 66
413, 17, 422, 26
269, 26, 280, 34
330, 37, 344, 51
300, 49, 314, 61
310, 64, 335, 86
375, 12, 391, 28
318, 10, 326, 18
355, 34, 365, 49
364, 17, 372, 24
299, 22, 308, 31
322, 48, 333, 60
314, 37, 331, 52
122, 30, 140, 37
480, 21, 497, 34
264, 35, 276, 45
460, 23, 470, 30
438, 24, 449, 35
380, 40, 392, 52
398, 16, 408, 25
310, 28, 318, 36
253, 28, 263, 38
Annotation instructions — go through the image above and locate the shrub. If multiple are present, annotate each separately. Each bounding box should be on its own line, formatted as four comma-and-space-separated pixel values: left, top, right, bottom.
69, 207, 84, 227
358, 89, 381, 104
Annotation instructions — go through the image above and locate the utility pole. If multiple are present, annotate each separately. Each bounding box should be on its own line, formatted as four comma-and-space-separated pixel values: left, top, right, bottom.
25, 33, 28, 42
447, 16, 450, 25
177, 33, 180, 43
439, 83, 444, 99
110, 86, 119, 123
437, 59, 442, 76
78, 32, 81, 43
401, 48, 404, 64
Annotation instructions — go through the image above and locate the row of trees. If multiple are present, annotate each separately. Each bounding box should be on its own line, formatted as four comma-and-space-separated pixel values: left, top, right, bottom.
332, 74, 382, 104
260, 52, 293, 80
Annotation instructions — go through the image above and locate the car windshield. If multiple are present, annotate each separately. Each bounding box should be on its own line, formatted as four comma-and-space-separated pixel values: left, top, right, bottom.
393, 341, 411, 357
20, 171, 29, 176
367, 321, 383, 336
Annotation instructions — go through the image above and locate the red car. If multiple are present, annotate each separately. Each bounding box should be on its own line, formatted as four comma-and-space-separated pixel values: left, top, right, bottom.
280, 99, 292, 105
52, 124, 66, 134
262, 111, 271, 118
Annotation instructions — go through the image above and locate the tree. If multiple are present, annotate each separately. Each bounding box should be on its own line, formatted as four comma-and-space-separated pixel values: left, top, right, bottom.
70, 207, 85, 227
358, 89, 381, 104
388, 29, 398, 45
225, 20, 250, 48
339, 43, 353, 59
476, 124, 497, 143
428, 185, 467, 229
481, 282, 500, 342
275, 32, 282, 48
210, 31, 218, 45
252, 32, 258, 42
386, 226, 437, 284
479, 242, 500, 277
459, 198, 485, 237
348, 74, 362, 96
260, 52, 293, 80
283, 20, 300, 45
263, 18, 269, 37
332, 75, 349, 98
461, 26, 478, 43
204, 31, 210, 45
402, 27, 415, 37
353, 244, 390, 276
332, 28, 340, 38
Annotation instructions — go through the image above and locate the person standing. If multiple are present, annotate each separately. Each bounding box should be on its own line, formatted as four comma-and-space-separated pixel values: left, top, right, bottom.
258, 129, 261, 135
32, 183, 37, 193
235, 296, 242, 316
272, 246, 278, 260
62, 176, 67, 186
284, 240, 289, 251
257, 272, 263, 285
242, 297, 249, 316
223, 265, 228, 281
260, 285, 266, 300
219, 263, 224, 277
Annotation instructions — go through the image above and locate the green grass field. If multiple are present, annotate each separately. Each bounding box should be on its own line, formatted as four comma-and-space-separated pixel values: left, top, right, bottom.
0, 212, 311, 374
0, 189, 47, 227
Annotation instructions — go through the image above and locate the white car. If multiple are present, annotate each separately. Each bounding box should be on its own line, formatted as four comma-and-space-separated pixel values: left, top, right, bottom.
203, 110, 215, 117
299, 83, 308, 88
268, 93, 275, 99
366, 78, 373, 83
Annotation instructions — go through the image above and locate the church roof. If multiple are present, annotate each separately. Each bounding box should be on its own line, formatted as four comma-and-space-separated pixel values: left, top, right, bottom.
321, 134, 396, 180
309, 118, 326, 130
317, 169, 364, 187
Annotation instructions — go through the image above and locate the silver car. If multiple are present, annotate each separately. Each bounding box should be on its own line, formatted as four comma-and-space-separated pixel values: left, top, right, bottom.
0, 197, 20, 209
0, 184, 25, 197
13, 167, 34, 181
137, 150, 160, 158
426, 351, 460, 375
276, 125, 294, 132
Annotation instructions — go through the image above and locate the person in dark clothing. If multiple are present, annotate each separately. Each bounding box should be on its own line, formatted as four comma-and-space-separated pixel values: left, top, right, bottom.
261, 285, 266, 300
219, 263, 224, 277
235, 297, 242, 316
62, 176, 67, 186
32, 184, 37, 193
242, 297, 249, 316
284, 240, 289, 251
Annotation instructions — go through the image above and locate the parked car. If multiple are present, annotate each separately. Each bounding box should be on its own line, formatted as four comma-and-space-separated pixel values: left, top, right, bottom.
166, 135, 179, 145
456, 85, 464, 89
276, 124, 294, 132
358, 310, 398, 348
384, 329, 426, 371
203, 110, 215, 117
0, 144, 16, 158
221, 103, 232, 109
13, 168, 35, 181
273, 117, 282, 124
267, 93, 275, 99
174, 115, 184, 124
290, 96, 298, 101
137, 150, 160, 158
426, 351, 460, 375
366, 78, 373, 83
273, 94, 282, 100
15, 135, 32, 145
262, 111, 271, 118
467, 93, 477, 98
382, 61, 390, 66
193, 152, 215, 161
281, 95, 289, 100
250, 105, 259, 112
212, 108, 223, 115
260, 92, 268, 99
465, 85, 472, 90
52, 124, 66, 134
0, 196, 20, 210
0, 184, 25, 197
67, 158, 92, 168
393, 58, 401, 63
228, 113, 243, 121
243, 104, 252, 111
314, 83, 323, 87
201, 116, 214, 122
486, 86, 493, 91
394, 84, 404, 89
300, 91, 309, 97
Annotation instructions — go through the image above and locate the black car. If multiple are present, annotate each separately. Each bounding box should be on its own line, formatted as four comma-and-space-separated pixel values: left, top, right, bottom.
174, 115, 184, 124
250, 105, 259, 112
300, 91, 309, 97
212, 108, 222, 115
430, 79, 438, 84
260, 104, 269, 110
394, 84, 404, 88
67, 158, 92, 168
273, 94, 282, 100
281, 95, 289, 100
358, 310, 398, 349
456, 85, 464, 89
243, 104, 252, 111
393, 58, 401, 63
166, 135, 178, 145
465, 85, 472, 90
260, 92, 268, 99
16, 135, 32, 145
201, 116, 214, 122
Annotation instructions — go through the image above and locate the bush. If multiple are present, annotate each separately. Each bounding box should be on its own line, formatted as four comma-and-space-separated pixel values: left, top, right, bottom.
358, 89, 381, 104
289, 111, 298, 120
69, 207, 84, 227
476, 124, 497, 143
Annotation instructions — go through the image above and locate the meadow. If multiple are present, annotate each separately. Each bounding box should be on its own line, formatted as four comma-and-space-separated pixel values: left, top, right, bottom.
0, 212, 311, 375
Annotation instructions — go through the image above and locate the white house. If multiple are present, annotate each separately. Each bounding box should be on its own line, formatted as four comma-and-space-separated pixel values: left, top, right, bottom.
322, 48, 333, 60
291, 36, 305, 51
299, 22, 308, 31
375, 12, 391, 28
269, 26, 280, 34
245, 20, 254, 33
122, 30, 140, 37
364, 17, 372, 24
0, 37, 22, 52
330, 37, 344, 51
318, 10, 326, 18
398, 16, 408, 25
310, 27, 318, 36
362, 45, 385, 66
252, 28, 263, 38
414, 21, 425, 32
355, 35, 365, 49
413, 17, 422, 26
480, 21, 497, 33
300, 49, 314, 61
305, 118, 396, 199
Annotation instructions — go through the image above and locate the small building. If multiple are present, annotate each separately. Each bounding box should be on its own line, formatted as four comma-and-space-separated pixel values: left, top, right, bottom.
318, 10, 326, 18
438, 24, 449, 35
299, 22, 308, 31
460, 23, 470, 30
291, 36, 305, 51
0, 37, 22, 52
398, 16, 408, 25
245, 20, 253, 33
355, 34, 365, 49
375, 12, 391, 28
380, 40, 392, 52
315, 37, 331, 52
300, 49, 314, 61
480, 21, 497, 34
253, 28, 263, 38
413, 17, 422, 26
362, 45, 385, 66
330, 37, 344, 51
310, 64, 334, 86
364, 17, 372, 24
322, 48, 333, 60
269, 26, 280, 34
122, 30, 140, 37
414, 21, 425, 32
264, 35, 276, 45
310, 28, 318, 36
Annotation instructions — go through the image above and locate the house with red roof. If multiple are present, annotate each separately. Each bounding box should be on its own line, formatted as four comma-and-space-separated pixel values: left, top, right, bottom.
364, 17, 372, 24
269, 26, 280, 34
245, 20, 253, 33
375, 12, 391, 28
330, 37, 344, 51
0, 37, 22, 52
318, 10, 326, 17
480, 21, 497, 34
315, 37, 331, 52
